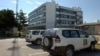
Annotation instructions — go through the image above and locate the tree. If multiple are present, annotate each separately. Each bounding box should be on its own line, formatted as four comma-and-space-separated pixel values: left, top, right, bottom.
17, 10, 27, 31
0, 9, 18, 31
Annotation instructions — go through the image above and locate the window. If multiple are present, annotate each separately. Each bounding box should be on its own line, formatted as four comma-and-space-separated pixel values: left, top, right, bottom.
78, 31, 86, 38
67, 15, 69, 18
71, 21, 75, 24
89, 26, 95, 32
40, 31, 45, 35
56, 8, 76, 14
62, 30, 70, 37
61, 20, 66, 24
56, 20, 68, 24
56, 8, 59, 12
78, 31, 88, 38
70, 30, 79, 37
32, 31, 40, 35
70, 16, 76, 19
56, 14, 71, 19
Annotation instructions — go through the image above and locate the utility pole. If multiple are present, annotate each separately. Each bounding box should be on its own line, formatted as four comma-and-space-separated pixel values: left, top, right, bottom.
52, 0, 55, 3
16, 0, 18, 20
16, 0, 19, 37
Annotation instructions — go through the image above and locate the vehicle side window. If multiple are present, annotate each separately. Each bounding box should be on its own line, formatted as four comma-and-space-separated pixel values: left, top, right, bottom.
78, 31, 88, 38
32, 31, 40, 35
62, 30, 70, 38
70, 30, 79, 37
40, 31, 45, 35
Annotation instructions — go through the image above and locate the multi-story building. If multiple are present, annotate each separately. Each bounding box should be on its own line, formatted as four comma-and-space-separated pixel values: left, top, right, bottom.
28, 1, 83, 29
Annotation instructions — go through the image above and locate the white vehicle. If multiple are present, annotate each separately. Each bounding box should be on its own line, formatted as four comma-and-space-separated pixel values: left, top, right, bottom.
26, 30, 45, 45
42, 28, 97, 56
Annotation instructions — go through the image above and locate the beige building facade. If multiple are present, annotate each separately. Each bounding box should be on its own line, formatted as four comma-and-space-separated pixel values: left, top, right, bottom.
77, 23, 100, 35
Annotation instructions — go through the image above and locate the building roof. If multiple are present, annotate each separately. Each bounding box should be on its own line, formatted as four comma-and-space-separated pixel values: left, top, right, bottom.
77, 22, 100, 26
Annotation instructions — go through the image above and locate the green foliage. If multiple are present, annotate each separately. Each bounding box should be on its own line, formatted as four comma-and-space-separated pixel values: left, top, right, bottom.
17, 9, 27, 31
0, 9, 27, 36
0, 9, 18, 31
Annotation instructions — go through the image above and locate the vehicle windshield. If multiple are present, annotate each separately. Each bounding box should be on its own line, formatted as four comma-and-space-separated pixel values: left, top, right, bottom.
32, 31, 40, 35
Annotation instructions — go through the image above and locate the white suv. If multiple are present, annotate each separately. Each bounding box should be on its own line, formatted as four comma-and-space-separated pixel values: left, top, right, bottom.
42, 28, 97, 56
26, 30, 45, 45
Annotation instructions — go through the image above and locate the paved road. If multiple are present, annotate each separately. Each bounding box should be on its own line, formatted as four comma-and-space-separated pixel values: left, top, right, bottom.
0, 38, 49, 56
0, 38, 100, 56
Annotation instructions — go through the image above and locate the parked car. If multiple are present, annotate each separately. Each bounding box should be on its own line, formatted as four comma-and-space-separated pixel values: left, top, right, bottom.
42, 28, 97, 56
26, 30, 45, 45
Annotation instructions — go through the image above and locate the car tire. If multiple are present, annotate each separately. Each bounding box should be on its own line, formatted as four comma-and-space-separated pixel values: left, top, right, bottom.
65, 47, 74, 56
43, 37, 53, 49
88, 43, 95, 51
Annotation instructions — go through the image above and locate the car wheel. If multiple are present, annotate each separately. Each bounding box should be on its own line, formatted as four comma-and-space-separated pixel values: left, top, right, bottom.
89, 43, 95, 51
43, 37, 53, 49
65, 47, 74, 56
36, 39, 42, 45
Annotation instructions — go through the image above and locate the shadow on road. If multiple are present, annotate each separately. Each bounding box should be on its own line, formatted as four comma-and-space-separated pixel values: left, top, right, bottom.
48, 49, 100, 56
0, 37, 24, 40
74, 49, 100, 56
26, 44, 41, 49
8, 38, 21, 56
0, 37, 13, 40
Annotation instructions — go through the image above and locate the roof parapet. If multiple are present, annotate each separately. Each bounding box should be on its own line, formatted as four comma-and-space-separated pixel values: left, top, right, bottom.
72, 7, 81, 11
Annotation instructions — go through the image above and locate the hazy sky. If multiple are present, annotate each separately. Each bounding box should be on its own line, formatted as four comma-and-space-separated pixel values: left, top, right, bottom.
0, 0, 100, 23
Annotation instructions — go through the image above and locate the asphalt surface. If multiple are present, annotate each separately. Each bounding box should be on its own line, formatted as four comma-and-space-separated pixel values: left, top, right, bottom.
0, 38, 100, 56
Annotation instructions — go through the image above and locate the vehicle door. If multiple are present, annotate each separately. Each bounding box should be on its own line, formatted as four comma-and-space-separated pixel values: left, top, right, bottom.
40, 31, 45, 39
32, 31, 40, 39
40, 31, 45, 35
26, 30, 31, 39
70, 30, 83, 50
78, 30, 89, 48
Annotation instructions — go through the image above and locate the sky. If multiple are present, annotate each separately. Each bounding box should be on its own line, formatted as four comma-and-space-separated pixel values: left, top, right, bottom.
0, 0, 100, 23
